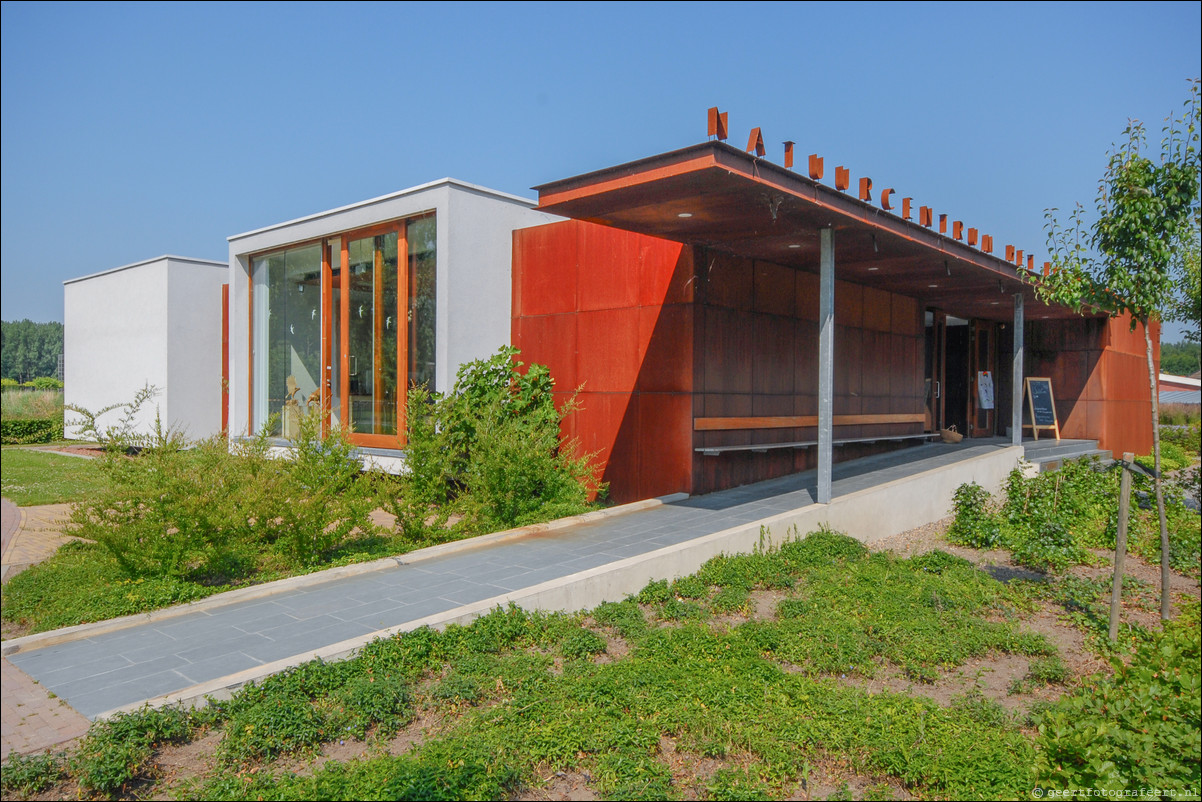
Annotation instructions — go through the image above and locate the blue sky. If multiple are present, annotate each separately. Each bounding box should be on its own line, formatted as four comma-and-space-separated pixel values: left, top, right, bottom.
2, 1, 1199, 340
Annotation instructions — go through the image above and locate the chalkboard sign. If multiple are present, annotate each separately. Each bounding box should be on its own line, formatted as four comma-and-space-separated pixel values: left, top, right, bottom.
1024, 377, 1061, 441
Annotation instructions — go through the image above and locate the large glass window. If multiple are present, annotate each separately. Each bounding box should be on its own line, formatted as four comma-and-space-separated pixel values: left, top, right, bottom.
346, 231, 400, 436
250, 213, 436, 445
408, 214, 436, 390
252, 244, 322, 437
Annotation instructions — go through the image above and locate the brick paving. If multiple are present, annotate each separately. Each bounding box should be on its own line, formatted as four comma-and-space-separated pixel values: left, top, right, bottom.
1, 503, 78, 585
2, 498, 91, 761
1, 657, 90, 760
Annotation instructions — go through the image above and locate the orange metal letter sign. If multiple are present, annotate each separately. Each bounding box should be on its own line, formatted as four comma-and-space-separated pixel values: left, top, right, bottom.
747, 127, 766, 157
707, 107, 729, 140
808, 154, 824, 180
835, 166, 850, 191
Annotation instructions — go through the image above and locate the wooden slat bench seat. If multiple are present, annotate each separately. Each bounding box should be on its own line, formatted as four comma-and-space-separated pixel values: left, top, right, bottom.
696, 432, 937, 456
693, 413, 934, 456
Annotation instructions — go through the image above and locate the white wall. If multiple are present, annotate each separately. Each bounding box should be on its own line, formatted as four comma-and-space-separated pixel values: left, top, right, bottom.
166, 260, 228, 439
441, 185, 560, 392
63, 256, 227, 442
226, 179, 560, 441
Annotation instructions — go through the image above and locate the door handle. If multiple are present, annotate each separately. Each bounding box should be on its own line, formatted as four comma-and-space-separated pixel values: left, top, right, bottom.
935, 380, 941, 399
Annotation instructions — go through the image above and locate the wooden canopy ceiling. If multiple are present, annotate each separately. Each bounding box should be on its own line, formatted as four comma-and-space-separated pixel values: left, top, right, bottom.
534, 141, 1092, 323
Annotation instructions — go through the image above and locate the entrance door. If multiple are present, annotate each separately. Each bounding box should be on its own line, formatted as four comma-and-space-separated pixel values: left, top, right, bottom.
970, 320, 997, 437
924, 309, 946, 432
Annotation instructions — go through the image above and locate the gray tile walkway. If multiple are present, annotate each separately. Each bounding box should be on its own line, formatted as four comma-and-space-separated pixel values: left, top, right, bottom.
6, 439, 1011, 719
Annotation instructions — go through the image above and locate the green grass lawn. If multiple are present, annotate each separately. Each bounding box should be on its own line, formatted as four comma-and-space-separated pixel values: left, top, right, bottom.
0, 447, 109, 506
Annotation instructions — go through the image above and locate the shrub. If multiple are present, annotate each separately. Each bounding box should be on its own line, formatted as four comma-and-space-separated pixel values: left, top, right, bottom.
0, 416, 63, 444
67, 434, 275, 580
66, 409, 381, 582
561, 628, 607, 659
64, 383, 161, 451
1135, 440, 1193, 474
334, 672, 414, 739
1034, 603, 1201, 793
22, 376, 63, 389
391, 347, 602, 537
947, 482, 1002, 549
272, 410, 380, 566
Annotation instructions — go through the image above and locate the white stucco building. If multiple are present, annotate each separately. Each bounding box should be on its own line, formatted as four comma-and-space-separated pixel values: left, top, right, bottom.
226, 179, 559, 458
63, 255, 229, 441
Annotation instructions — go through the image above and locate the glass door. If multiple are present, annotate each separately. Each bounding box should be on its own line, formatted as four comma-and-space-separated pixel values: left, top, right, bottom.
322, 238, 342, 431
971, 320, 997, 437
338, 226, 405, 447
924, 309, 946, 432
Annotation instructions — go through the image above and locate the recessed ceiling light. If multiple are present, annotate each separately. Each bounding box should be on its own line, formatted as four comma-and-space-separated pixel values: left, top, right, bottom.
788, 244, 801, 249
677, 212, 693, 218
990, 301, 1000, 305
928, 283, 939, 288
867, 266, 879, 271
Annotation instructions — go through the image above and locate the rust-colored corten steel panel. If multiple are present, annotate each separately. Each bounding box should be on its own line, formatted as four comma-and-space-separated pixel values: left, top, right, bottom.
513, 219, 694, 504
1024, 316, 1156, 456
512, 225, 579, 317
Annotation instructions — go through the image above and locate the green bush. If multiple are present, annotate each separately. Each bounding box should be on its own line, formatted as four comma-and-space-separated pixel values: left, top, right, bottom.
1034, 603, 1201, 794
65, 410, 381, 582
391, 347, 602, 538
273, 411, 380, 566
947, 482, 1002, 549
64, 383, 161, 451
22, 376, 63, 389
1, 541, 214, 632
0, 416, 62, 444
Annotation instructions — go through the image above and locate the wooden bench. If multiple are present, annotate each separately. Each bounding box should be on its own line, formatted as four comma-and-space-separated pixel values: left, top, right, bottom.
693, 413, 935, 456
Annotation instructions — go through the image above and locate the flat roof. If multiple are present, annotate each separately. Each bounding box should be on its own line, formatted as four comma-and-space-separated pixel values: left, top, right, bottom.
63, 255, 227, 286
534, 141, 1092, 323
228, 177, 538, 243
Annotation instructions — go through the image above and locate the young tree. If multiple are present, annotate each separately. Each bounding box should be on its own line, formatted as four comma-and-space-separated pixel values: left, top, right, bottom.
1169, 226, 1200, 345
1035, 81, 1200, 621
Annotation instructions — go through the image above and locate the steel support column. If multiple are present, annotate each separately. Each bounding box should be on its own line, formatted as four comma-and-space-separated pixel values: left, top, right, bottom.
818, 227, 835, 504
1012, 293, 1024, 446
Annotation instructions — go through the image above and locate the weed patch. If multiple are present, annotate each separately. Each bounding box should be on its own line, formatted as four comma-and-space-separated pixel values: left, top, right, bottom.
949, 458, 1201, 577
1034, 603, 1201, 794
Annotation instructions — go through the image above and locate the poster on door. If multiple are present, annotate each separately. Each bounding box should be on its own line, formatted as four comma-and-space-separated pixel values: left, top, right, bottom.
977, 371, 995, 410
